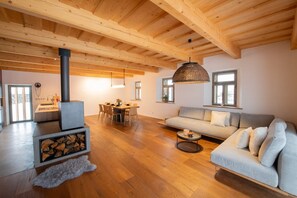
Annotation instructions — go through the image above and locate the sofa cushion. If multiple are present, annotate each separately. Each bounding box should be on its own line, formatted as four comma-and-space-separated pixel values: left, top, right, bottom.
249, 127, 268, 156
211, 130, 279, 187
203, 109, 211, 121
240, 113, 274, 129
211, 111, 229, 127
235, 127, 252, 148
258, 118, 287, 167
165, 116, 237, 139
179, 107, 205, 120
230, 113, 240, 128
278, 123, 297, 196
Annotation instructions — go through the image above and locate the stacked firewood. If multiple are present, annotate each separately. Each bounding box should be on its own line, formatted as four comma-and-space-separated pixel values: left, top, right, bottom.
40, 133, 86, 162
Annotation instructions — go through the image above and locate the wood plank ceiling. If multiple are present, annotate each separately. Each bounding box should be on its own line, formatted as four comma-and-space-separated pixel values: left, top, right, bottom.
0, 0, 296, 78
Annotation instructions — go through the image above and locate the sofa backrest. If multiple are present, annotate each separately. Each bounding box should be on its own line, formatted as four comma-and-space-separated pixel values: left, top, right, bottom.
179, 107, 205, 120
230, 113, 240, 128
240, 113, 274, 129
179, 107, 240, 128
203, 109, 212, 121
203, 110, 240, 128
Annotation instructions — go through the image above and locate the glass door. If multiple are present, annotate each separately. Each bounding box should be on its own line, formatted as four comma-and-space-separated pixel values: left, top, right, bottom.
8, 85, 33, 123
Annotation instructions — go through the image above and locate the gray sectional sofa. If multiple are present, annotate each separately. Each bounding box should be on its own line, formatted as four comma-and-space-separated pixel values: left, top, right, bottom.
165, 106, 297, 196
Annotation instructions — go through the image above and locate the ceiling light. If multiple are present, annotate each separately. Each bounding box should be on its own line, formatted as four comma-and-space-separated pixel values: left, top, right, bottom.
111, 69, 125, 88
172, 39, 210, 84
173, 58, 209, 84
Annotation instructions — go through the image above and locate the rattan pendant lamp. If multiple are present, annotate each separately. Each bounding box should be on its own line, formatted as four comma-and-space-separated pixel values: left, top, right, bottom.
172, 39, 210, 84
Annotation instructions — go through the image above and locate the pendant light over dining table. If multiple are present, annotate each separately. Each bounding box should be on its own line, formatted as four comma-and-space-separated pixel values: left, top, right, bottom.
111, 69, 125, 88
172, 39, 210, 84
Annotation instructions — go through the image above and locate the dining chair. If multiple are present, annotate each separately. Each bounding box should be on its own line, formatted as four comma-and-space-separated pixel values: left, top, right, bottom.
105, 105, 122, 124
124, 107, 138, 126
98, 104, 105, 119
103, 104, 109, 116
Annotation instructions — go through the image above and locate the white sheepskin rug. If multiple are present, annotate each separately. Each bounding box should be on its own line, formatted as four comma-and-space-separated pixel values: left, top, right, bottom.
32, 155, 96, 188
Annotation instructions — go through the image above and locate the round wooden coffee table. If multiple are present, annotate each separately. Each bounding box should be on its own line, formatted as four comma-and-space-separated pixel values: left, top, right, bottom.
176, 131, 202, 153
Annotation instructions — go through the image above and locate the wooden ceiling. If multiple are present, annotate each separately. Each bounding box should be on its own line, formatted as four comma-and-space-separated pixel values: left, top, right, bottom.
0, 0, 296, 78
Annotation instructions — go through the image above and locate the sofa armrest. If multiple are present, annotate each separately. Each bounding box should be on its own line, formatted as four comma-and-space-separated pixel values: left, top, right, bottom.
277, 123, 297, 196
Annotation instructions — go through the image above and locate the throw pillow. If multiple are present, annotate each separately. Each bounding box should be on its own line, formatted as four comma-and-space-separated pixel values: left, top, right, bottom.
249, 127, 268, 156
235, 127, 253, 148
211, 111, 230, 127
258, 118, 287, 167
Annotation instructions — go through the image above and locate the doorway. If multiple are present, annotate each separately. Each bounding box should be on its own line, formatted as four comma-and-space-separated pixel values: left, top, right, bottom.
8, 85, 33, 123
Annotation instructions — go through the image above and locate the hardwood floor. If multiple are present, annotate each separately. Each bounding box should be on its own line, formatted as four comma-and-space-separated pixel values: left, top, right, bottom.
0, 115, 288, 197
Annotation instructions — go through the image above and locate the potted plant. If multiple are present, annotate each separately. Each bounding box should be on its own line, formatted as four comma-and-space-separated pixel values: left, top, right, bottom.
116, 98, 122, 106
162, 94, 168, 102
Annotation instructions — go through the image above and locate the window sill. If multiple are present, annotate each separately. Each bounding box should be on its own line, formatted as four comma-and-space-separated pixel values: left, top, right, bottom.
156, 101, 175, 104
203, 105, 242, 110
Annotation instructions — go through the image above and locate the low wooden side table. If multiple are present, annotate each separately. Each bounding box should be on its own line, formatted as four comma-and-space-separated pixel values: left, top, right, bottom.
176, 131, 202, 153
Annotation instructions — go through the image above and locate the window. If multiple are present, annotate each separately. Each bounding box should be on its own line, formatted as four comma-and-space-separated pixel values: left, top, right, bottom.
212, 70, 237, 106
135, 81, 141, 100
162, 78, 174, 103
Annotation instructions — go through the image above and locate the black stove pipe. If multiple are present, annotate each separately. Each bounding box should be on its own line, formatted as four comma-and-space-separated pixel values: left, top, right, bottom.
59, 48, 71, 102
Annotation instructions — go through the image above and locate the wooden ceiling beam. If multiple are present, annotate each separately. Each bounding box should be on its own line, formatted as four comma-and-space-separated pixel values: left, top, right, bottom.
0, 7, 9, 22
0, 52, 144, 75
291, 8, 297, 49
150, 0, 241, 59
0, 38, 57, 58
0, 38, 158, 73
0, 21, 174, 69
0, 0, 201, 62
23, 14, 43, 30
0, 61, 133, 78
70, 53, 158, 73
0, 66, 128, 78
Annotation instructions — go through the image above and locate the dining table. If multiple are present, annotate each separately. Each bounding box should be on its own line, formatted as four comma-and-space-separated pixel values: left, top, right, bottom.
109, 104, 139, 122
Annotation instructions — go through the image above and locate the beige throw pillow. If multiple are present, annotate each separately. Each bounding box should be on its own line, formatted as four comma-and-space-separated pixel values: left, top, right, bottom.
249, 127, 268, 156
211, 111, 231, 127
235, 127, 253, 148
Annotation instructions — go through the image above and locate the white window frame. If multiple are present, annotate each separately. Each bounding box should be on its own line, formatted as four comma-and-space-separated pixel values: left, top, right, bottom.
162, 78, 174, 103
135, 81, 141, 100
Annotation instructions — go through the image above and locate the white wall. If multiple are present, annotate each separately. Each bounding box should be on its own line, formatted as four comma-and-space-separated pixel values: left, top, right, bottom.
124, 69, 205, 119
2, 71, 125, 123
124, 41, 297, 125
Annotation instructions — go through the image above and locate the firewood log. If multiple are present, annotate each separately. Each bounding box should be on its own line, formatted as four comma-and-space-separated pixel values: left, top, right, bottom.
80, 142, 85, 150
77, 134, 85, 141
67, 135, 76, 143
63, 148, 69, 155
41, 139, 54, 150
42, 153, 50, 161
56, 143, 65, 151
48, 149, 54, 155
55, 151, 62, 158
57, 137, 65, 144
42, 147, 49, 152
51, 142, 58, 148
